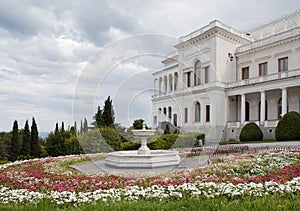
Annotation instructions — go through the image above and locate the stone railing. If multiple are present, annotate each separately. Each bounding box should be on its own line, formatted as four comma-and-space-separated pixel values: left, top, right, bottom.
227, 68, 300, 88
237, 26, 300, 53
264, 120, 278, 127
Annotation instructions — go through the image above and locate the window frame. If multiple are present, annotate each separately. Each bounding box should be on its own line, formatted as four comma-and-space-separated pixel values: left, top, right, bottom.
241, 66, 249, 80
259, 62, 268, 76
204, 66, 209, 83
184, 108, 188, 123
278, 57, 288, 73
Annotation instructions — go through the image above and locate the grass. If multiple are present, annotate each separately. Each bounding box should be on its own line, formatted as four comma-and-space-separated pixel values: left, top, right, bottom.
0, 194, 300, 211
219, 139, 278, 145
58, 157, 91, 168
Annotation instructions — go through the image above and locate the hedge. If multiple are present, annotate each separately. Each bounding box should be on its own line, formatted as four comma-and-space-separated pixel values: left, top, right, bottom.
275, 111, 300, 141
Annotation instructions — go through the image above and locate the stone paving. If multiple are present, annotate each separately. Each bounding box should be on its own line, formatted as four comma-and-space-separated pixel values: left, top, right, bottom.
71, 141, 300, 176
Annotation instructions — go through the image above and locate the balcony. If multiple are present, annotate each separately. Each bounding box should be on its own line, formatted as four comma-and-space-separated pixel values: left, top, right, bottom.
227, 68, 300, 88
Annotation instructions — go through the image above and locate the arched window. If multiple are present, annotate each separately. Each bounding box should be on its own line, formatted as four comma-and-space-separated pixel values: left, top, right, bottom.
278, 98, 289, 119
154, 79, 158, 95
163, 76, 167, 93
194, 61, 201, 86
194, 102, 201, 122
259, 100, 268, 121
169, 74, 173, 92
206, 105, 210, 122
163, 107, 167, 115
174, 72, 178, 91
168, 107, 172, 119
158, 77, 162, 94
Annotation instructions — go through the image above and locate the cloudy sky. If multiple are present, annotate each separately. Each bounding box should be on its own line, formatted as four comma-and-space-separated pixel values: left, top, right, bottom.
0, 0, 298, 133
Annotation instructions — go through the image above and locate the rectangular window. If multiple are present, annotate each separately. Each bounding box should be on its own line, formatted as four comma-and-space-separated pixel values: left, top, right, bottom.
153, 116, 157, 124
206, 105, 210, 122
278, 57, 288, 73
259, 62, 268, 76
184, 108, 188, 123
186, 72, 191, 87
242, 67, 249, 80
205, 66, 209, 83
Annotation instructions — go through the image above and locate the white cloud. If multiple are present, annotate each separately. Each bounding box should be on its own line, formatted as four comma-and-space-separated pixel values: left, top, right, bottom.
0, 0, 299, 132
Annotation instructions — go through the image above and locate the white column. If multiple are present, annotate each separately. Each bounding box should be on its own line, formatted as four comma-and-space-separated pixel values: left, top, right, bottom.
282, 88, 287, 117
260, 91, 265, 125
241, 94, 245, 125
153, 81, 156, 96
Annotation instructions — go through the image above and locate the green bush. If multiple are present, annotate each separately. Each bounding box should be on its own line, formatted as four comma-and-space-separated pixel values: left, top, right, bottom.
148, 133, 205, 150
121, 141, 140, 150
78, 129, 113, 153
99, 127, 122, 151
239, 122, 263, 142
275, 111, 300, 141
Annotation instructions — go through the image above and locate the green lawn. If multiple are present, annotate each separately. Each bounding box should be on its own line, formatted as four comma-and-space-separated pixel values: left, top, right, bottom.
1, 194, 300, 211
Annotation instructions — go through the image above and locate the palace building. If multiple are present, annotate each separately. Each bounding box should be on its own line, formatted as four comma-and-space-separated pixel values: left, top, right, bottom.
151, 11, 300, 143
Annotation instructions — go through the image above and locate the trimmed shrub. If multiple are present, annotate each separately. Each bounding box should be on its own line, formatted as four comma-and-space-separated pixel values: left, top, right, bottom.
79, 129, 112, 153
239, 122, 263, 142
275, 111, 300, 141
121, 141, 140, 150
99, 127, 122, 151
148, 133, 205, 150
148, 134, 178, 150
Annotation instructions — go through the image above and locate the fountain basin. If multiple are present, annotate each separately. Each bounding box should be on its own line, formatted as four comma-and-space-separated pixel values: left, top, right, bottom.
105, 150, 180, 168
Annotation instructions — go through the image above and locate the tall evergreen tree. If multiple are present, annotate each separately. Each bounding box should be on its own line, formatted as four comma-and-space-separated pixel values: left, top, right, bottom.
21, 120, 31, 156
92, 106, 105, 128
83, 118, 88, 133
74, 121, 77, 134
102, 96, 115, 127
10, 120, 20, 161
80, 120, 83, 133
61, 122, 65, 132
30, 117, 40, 157
60, 122, 66, 155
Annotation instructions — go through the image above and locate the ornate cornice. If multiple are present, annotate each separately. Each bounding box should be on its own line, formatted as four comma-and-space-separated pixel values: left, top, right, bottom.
175, 26, 250, 49
236, 34, 300, 57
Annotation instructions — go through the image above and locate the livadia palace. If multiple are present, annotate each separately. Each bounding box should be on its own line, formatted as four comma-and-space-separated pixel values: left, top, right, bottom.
151, 11, 300, 143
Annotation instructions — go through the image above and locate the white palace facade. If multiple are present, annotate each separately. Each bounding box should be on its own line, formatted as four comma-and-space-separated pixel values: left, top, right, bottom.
151, 11, 300, 143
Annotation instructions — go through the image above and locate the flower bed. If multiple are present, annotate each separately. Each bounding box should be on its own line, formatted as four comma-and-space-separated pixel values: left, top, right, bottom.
0, 151, 300, 206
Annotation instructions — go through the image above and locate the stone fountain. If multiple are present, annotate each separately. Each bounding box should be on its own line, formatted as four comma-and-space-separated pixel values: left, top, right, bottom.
105, 122, 180, 168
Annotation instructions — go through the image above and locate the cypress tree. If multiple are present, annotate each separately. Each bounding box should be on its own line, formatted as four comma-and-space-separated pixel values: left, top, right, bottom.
92, 106, 105, 128
103, 96, 115, 127
30, 117, 40, 157
21, 120, 31, 156
60, 122, 66, 155
10, 120, 20, 161
83, 118, 88, 133
74, 121, 77, 134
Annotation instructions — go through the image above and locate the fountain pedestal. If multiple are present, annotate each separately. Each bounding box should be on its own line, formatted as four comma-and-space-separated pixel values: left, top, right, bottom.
138, 138, 151, 155
105, 122, 180, 168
